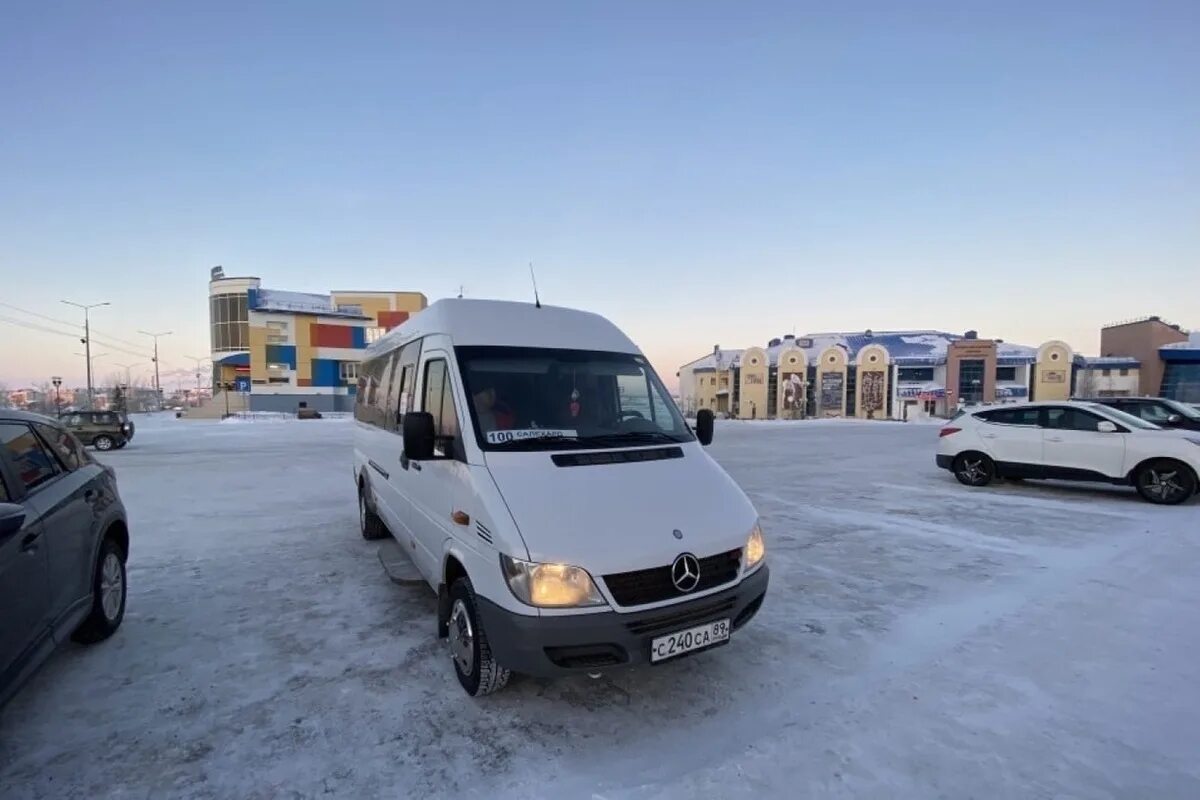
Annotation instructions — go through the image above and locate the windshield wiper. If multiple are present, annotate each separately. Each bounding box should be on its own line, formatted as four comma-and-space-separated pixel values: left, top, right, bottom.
487, 434, 584, 450
577, 431, 684, 445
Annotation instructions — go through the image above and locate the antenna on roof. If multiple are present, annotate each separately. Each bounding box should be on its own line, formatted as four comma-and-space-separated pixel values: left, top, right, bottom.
529, 262, 541, 308
457, 285, 464, 299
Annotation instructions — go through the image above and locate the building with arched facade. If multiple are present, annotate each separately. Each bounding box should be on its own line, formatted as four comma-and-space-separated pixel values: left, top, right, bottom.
677, 330, 1083, 420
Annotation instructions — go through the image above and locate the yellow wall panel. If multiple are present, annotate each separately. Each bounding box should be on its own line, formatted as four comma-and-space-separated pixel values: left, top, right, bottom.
248, 326, 268, 382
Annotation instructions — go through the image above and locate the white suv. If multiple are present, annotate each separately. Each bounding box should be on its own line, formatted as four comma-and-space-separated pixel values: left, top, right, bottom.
936, 401, 1200, 505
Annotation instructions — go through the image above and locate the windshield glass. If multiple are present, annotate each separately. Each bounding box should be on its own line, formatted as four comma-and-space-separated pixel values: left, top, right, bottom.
1086, 403, 1161, 430
456, 346, 693, 450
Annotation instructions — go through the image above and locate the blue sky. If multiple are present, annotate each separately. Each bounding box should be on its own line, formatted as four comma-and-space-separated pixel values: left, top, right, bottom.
2, 0, 1197, 389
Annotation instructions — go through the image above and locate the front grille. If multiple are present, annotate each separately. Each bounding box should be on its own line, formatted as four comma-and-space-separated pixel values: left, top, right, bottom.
603, 548, 741, 607
624, 595, 738, 637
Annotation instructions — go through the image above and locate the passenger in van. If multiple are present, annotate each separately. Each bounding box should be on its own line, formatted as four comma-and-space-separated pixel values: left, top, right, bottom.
472, 385, 515, 432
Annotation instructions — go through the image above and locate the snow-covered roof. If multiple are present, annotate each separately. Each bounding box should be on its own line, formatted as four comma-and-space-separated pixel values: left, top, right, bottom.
679, 330, 1042, 372
367, 298, 640, 356
249, 288, 369, 319
681, 349, 745, 373
1079, 356, 1140, 367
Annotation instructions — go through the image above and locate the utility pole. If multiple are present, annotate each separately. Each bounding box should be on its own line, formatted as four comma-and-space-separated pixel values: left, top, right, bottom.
184, 355, 210, 404
139, 330, 173, 410
62, 300, 110, 407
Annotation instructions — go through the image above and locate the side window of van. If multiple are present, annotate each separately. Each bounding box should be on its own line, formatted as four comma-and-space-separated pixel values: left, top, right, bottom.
387, 339, 423, 432
422, 359, 461, 458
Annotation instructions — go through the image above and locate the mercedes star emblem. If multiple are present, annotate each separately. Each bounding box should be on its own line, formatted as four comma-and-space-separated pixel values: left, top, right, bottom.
671, 553, 701, 593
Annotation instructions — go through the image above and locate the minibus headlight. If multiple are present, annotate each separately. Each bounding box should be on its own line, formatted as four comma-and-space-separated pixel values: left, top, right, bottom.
743, 523, 766, 572
500, 555, 607, 608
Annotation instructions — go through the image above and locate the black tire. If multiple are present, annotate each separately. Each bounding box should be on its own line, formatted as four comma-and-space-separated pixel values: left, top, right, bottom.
953, 452, 995, 487
72, 538, 127, 643
447, 577, 510, 697
1134, 459, 1197, 505
358, 481, 388, 540
93, 435, 115, 452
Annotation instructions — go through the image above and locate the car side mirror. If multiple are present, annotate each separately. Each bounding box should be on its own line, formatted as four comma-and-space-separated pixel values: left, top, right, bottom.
403, 412, 436, 460
0, 503, 26, 538
1166, 414, 1182, 425
695, 409, 715, 446
1096, 421, 1118, 433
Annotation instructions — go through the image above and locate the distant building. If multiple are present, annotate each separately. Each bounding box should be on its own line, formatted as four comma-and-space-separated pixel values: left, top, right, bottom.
1099, 316, 1189, 397
677, 325, 1177, 420
208, 267, 426, 413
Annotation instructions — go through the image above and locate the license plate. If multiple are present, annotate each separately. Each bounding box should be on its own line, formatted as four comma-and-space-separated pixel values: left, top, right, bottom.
650, 619, 731, 663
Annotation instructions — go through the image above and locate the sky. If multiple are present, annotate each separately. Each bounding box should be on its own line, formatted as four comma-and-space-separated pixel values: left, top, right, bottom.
1, 0, 1198, 390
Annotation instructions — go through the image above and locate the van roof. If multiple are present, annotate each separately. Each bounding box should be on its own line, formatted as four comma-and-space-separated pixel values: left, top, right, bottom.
368, 298, 641, 356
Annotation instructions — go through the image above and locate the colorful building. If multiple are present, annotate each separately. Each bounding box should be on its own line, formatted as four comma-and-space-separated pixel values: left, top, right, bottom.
1099, 317, 1196, 401
208, 267, 426, 412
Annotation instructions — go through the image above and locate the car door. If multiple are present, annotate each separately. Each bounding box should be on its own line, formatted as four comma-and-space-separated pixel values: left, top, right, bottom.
975, 407, 1045, 477
0, 423, 54, 682
1040, 406, 1127, 480
29, 422, 103, 621
403, 351, 470, 583
376, 339, 424, 552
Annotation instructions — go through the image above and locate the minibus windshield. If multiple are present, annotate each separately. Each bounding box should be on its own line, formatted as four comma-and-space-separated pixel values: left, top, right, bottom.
456, 346, 695, 451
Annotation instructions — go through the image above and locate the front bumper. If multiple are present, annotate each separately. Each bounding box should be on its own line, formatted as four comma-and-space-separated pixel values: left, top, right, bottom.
475, 565, 769, 677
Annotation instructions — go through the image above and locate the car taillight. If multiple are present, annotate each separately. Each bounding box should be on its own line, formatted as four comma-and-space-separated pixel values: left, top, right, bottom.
939, 426, 961, 438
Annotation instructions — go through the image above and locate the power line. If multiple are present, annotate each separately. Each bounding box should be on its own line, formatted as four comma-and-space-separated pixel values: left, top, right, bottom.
0, 301, 155, 356
0, 314, 157, 360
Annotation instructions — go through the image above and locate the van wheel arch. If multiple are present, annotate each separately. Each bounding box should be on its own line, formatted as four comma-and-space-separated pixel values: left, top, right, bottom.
438, 555, 468, 638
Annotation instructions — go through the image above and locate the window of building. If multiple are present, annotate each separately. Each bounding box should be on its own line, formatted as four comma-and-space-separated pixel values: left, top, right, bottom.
339, 362, 359, 382
710, 377, 716, 386
0, 422, 60, 492
957, 359, 986, 403
210, 293, 249, 352
365, 327, 386, 344
995, 366, 1017, 382
898, 367, 934, 382
267, 363, 291, 384
1101, 368, 1111, 377
266, 321, 289, 344
1119, 368, 1129, 377
422, 359, 461, 458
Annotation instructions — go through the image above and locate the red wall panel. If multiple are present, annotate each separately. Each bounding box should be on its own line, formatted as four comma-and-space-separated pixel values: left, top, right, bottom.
311, 323, 354, 348
378, 311, 409, 331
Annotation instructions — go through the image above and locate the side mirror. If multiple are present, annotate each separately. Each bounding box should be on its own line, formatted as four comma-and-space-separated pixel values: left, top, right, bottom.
1096, 421, 1118, 433
0, 503, 26, 538
1166, 414, 1182, 425
403, 412, 436, 460
695, 409, 715, 446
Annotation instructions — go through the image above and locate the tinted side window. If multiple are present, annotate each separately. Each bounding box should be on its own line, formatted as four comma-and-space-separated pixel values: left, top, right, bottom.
1134, 403, 1172, 423
422, 359, 461, 458
0, 470, 8, 502
978, 408, 1039, 426
33, 423, 85, 471
0, 423, 61, 492
1044, 407, 1104, 432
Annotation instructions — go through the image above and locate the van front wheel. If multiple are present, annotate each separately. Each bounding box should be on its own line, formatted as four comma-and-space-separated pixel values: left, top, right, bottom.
448, 577, 510, 697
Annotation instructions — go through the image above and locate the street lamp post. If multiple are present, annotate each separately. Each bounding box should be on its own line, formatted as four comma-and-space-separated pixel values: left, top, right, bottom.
139, 330, 173, 410
220, 381, 234, 418
184, 354, 210, 405
51, 376, 62, 415
62, 300, 110, 406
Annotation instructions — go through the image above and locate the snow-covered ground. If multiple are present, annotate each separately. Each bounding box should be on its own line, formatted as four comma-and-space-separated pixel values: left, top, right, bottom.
2, 416, 1198, 799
